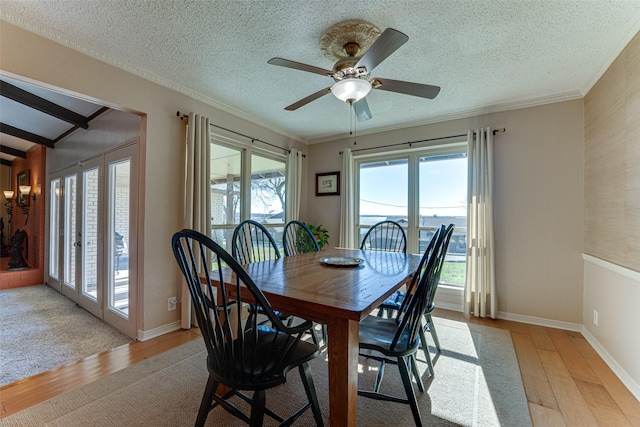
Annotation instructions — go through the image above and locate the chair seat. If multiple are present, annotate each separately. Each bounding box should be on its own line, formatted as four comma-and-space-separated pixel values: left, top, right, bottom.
359, 316, 419, 357
211, 328, 319, 390
379, 290, 405, 311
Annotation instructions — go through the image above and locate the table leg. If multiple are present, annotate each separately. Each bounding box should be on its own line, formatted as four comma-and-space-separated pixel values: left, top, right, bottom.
326, 317, 359, 427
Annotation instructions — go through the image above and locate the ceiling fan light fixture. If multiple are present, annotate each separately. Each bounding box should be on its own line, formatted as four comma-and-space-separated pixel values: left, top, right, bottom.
331, 78, 371, 103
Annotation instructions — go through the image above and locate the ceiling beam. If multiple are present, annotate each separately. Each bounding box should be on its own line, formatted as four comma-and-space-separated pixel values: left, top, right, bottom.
1, 158, 12, 166
1, 81, 90, 129
54, 106, 110, 143
0, 145, 27, 158
0, 123, 55, 149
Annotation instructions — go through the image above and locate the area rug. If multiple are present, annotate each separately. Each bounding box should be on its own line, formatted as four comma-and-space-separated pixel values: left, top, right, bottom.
0, 285, 132, 386
2, 317, 531, 426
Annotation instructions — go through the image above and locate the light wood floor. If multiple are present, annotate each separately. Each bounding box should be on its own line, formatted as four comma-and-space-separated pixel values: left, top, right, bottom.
1, 309, 639, 425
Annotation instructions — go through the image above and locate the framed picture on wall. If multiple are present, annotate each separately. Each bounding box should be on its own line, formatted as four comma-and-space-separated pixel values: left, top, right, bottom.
316, 172, 340, 196
17, 169, 30, 187
17, 169, 31, 207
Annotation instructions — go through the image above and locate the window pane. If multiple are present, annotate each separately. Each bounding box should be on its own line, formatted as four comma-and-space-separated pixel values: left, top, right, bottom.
107, 160, 130, 318
250, 154, 286, 224
210, 143, 242, 246
211, 227, 235, 253
83, 167, 99, 300
63, 174, 77, 289
49, 179, 61, 279
359, 158, 408, 228
419, 154, 467, 285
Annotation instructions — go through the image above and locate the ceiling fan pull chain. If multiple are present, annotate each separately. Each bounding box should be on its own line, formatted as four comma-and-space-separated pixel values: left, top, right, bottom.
349, 101, 353, 136
353, 102, 357, 145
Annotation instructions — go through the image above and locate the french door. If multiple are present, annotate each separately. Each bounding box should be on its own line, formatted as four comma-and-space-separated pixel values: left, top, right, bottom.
47, 143, 138, 338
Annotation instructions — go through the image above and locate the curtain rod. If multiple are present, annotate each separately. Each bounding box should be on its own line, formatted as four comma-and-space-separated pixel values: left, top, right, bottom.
177, 111, 305, 158
339, 128, 505, 154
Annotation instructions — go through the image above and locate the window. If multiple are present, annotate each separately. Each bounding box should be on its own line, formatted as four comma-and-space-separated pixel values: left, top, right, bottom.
357, 145, 467, 286
49, 178, 61, 280
358, 158, 408, 245
209, 138, 287, 252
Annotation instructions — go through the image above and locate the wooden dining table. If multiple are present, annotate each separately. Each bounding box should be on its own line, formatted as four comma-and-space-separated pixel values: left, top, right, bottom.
226, 247, 423, 426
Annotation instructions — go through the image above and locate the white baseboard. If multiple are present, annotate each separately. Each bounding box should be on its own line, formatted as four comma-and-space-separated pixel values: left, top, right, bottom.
435, 304, 583, 333
496, 311, 583, 332
137, 320, 182, 341
582, 326, 640, 401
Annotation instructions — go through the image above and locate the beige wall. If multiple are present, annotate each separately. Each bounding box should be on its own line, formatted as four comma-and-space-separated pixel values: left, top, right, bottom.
582, 31, 640, 396
1, 21, 309, 334
308, 99, 585, 324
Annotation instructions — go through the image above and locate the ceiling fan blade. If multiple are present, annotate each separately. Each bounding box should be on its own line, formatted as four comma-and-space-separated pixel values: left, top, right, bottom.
284, 87, 332, 111
371, 78, 441, 99
355, 28, 409, 74
268, 57, 334, 78
353, 98, 372, 122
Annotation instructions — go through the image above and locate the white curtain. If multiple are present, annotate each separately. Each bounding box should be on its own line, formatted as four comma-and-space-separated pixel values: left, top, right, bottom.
285, 148, 302, 222
181, 112, 211, 329
465, 127, 497, 318
339, 148, 355, 248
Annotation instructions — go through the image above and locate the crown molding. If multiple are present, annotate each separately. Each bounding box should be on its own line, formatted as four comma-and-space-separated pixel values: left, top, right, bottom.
306, 90, 584, 144
0, 10, 598, 147
0, 12, 304, 144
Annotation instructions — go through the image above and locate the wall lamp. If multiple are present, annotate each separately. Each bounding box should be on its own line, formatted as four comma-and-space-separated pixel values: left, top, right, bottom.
3, 190, 14, 224
3, 186, 36, 225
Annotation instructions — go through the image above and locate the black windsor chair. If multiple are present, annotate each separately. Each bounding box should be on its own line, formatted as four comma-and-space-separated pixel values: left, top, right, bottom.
171, 229, 324, 427
359, 220, 407, 253
360, 221, 408, 319
232, 219, 282, 265
357, 224, 454, 427
231, 220, 290, 327
377, 224, 455, 375
283, 221, 320, 256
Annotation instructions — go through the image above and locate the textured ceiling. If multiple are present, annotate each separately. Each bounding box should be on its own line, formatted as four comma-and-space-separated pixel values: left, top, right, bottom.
1, 0, 640, 144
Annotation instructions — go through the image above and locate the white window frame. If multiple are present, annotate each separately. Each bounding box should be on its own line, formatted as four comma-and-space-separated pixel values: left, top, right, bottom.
354, 142, 468, 287
209, 132, 288, 232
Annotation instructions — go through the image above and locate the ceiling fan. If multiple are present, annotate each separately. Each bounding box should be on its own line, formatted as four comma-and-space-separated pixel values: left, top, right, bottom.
268, 20, 440, 122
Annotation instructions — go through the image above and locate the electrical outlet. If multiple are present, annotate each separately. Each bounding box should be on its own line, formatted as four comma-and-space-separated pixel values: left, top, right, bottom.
168, 296, 177, 311
593, 309, 598, 326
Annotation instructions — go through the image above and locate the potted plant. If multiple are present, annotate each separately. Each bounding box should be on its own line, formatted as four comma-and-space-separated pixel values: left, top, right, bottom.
304, 223, 329, 249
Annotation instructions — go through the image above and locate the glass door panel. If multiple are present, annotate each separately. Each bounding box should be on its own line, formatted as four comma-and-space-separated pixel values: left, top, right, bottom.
63, 174, 77, 290
48, 178, 61, 283
103, 143, 138, 339
82, 167, 100, 301
107, 159, 130, 318
210, 142, 242, 251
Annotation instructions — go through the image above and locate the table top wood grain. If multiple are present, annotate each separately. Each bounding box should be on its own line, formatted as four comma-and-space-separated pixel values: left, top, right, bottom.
234, 248, 422, 323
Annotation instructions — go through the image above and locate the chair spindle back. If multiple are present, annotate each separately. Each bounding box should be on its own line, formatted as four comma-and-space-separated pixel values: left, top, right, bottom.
283, 221, 320, 256
360, 220, 407, 253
